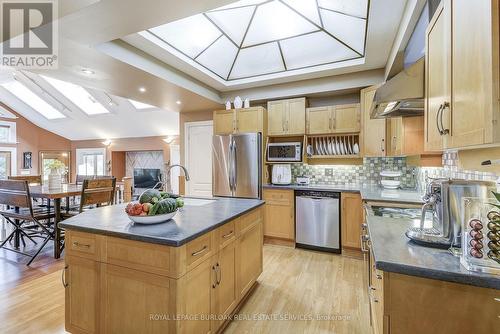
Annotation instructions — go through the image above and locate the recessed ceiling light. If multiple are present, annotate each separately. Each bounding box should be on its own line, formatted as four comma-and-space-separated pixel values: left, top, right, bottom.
81, 68, 95, 75
139, 87, 146, 93
176, 100, 181, 105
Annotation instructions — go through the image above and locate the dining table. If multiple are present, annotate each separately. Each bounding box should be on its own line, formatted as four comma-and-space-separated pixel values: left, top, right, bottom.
29, 184, 82, 259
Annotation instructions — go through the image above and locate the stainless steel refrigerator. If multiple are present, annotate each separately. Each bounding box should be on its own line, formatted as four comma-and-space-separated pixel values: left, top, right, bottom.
212, 133, 261, 199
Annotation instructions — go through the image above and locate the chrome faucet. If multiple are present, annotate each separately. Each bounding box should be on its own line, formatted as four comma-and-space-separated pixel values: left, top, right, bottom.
165, 164, 190, 193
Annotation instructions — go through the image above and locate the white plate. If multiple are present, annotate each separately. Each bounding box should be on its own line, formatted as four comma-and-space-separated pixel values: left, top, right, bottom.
343, 141, 348, 155
336, 141, 340, 155
339, 140, 344, 155
380, 170, 402, 177
381, 180, 401, 189
328, 138, 333, 155
128, 210, 178, 224
332, 139, 337, 155
353, 143, 360, 154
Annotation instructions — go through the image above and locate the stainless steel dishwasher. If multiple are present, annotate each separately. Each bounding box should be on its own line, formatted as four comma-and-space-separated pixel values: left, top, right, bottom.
295, 190, 341, 253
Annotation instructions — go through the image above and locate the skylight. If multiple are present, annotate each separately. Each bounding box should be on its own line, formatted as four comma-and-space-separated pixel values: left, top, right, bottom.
144, 0, 369, 82
1, 81, 65, 119
129, 99, 155, 110
42, 76, 110, 115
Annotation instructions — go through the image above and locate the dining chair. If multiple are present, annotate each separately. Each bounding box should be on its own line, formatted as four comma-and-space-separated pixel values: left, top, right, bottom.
64, 177, 116, 217
0, 180, 56, 265
7, 175, 48, 208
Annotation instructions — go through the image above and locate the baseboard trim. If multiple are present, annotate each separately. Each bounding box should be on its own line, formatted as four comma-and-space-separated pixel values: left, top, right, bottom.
264, 236, 295, 247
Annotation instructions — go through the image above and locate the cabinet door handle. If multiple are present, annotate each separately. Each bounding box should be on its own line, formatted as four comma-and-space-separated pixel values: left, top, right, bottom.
376, 274, 382, 280
222, 231, 233, 239
216, 262, 221, 285
435, 103, 444, 134
439, 102, 450, 135
61, 265, 69, 288
191, 245, 208, 257
380, 139, 385, 152
72, 241, 91, 249
212, 265, 218, 288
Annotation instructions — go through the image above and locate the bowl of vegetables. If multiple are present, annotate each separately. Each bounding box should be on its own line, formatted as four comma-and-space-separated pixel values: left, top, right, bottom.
125, 189, 184, 224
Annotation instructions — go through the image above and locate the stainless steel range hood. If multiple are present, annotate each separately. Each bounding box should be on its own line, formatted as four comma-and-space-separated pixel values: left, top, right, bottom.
371, 57, 424, 119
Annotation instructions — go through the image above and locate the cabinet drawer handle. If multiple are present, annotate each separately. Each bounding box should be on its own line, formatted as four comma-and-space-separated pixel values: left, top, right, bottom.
191, 245, 208, 257
376, 274, 382, 280
72, 241, 91, 249
222, 231, 234, 239
374, 298, 379, 303
216, 262, 221, 285
61, 265, 69, 288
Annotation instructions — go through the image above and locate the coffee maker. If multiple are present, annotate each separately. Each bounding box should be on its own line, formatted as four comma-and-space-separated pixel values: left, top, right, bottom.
406, 179, 496, 249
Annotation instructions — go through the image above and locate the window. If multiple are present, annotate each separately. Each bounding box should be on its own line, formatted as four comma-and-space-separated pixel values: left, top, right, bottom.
0, 81, 66, 119
42, 75, 110, 115
129, 99, 156, 110
0, 151, 12, 179
76, 148, 106, 176
0, 121, 16, 143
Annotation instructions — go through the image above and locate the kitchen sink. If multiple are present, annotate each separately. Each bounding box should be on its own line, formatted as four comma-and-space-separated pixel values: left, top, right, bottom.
182, 198, 217, 206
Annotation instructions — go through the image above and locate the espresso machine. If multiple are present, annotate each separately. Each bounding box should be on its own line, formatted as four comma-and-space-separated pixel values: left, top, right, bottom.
406, 179, 496, 249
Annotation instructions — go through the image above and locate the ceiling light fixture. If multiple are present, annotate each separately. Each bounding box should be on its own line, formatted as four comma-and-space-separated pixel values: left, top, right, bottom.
102, 139, 112, 146
176, 100, 182, 105
138, 87, 146, 93
81, 68, 95, 75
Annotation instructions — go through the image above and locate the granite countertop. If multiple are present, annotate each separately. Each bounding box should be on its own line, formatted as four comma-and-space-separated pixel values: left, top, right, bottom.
60, 197, 264, 247
263, 183, 424, 204
367, 214, 500, 290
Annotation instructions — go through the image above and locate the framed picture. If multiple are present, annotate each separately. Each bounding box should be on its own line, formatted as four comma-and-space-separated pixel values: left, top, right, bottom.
23, 152, 32, 169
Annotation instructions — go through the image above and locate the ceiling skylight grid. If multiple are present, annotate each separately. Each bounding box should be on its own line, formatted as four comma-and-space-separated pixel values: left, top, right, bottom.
1, 80, 66, 120
42, 76, 110, 115
145, 0, 369, 82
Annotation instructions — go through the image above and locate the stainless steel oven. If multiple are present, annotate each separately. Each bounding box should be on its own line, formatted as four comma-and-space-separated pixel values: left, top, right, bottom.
266, 142, 302, 162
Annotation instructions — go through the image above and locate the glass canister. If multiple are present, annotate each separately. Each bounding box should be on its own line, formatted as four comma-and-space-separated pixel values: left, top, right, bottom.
461, 197, 500, 274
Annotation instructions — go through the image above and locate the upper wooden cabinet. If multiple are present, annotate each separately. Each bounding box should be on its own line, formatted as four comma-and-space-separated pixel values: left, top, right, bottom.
306, 103, 361, 135
267, 98, 306, 136
213, 107, 265, 135
361, 85, 386, 157
425, 0, 500, 150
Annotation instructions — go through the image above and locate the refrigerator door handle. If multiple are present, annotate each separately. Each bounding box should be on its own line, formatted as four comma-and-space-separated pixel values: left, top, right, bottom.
228, 137, 234, 192
232, 138, 237, 190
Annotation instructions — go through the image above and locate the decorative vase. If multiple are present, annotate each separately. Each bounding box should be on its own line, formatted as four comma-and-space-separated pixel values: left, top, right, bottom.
225, 100, 231, 110
244, 98, 250, 108
233, 96, 243, 109
48, 168, 62, 189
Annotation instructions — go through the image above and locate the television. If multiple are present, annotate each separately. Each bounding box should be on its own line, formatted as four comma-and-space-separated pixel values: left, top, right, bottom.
133, 168, 161, 189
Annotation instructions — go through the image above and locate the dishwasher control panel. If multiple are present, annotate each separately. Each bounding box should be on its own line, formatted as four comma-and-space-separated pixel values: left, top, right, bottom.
295, 190, 340, 199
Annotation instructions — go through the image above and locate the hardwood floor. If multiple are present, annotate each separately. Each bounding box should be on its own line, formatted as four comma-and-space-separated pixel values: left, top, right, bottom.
0, 245, 369, 334
225, 245, 370, 334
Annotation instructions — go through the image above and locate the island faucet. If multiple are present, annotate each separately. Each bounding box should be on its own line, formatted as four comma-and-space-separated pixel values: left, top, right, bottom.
165, 164, 190, 193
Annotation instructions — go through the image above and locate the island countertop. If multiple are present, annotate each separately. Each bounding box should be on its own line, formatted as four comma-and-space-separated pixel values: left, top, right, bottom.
367, 214, 500, 290
60, 197, 265, 247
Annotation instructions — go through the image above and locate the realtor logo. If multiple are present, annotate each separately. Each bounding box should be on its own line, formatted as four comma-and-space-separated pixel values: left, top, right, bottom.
1, 0, 58, 69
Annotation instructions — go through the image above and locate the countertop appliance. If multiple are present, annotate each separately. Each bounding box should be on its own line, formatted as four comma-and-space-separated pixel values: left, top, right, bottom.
212, 133, 261, 199
295, 190, 340, 253
266, 142, 302, 162
296, 176, 310, 186
271, 164, 291, 185
406, 179, 496, 249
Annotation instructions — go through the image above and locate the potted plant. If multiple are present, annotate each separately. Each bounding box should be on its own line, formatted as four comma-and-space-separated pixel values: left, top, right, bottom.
47, 160, 65, 189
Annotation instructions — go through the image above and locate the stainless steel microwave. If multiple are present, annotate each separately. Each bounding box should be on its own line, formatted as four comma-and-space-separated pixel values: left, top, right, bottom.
266, 142, 302, 162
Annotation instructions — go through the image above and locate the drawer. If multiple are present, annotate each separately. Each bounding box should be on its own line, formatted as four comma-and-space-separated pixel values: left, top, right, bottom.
217, 220, 236, 248
186, 232, 213, 270
238, 208, 262, 236
66, 231, 99, 260
263, 189, 294, 205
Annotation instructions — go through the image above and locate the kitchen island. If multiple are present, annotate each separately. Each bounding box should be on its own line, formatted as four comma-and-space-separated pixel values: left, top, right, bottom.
59, 197, 265, 334
366, 214, 499, 334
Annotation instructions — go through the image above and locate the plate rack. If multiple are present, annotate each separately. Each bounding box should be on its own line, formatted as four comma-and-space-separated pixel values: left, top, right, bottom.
306, 134, 360, 159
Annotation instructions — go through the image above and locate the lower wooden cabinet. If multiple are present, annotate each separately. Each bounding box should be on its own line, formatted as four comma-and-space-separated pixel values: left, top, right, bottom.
341, 193, 363, 250
65, 255, 99, 334
236, 221, 263, 299
262, 189, 294, 243
64, 207, 263, 334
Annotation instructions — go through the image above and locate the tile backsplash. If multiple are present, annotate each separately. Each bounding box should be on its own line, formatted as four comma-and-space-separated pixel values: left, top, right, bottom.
290, 153, 499, 189
291, 157, 419, 189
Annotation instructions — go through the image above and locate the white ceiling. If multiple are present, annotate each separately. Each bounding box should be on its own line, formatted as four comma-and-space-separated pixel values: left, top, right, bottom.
0, 70, 179, 140
0, 0, 419, 141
